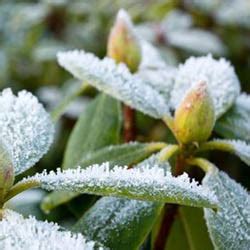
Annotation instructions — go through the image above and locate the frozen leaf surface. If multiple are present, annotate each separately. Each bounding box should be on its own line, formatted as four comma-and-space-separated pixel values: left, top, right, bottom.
0, 89, 54, 175
215, 94, 250, 141
24, 163, 217, 208
203, 168, 250, 250
0, 210, 102, 250
57, 50, 169, 118
170, 54, 240, 118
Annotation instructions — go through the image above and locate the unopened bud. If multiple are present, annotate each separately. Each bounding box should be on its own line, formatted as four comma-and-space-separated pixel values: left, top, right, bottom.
173, 81, 215, 144
107, 9, 141, 73
0, 143, 14, 201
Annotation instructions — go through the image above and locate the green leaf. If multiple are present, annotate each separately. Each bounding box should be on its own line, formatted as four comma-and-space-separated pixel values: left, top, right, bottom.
27, 161, 217, 208
166, 206, 213, 250
72, 155, 165, 250
63, 93, 122, 169
76, 142, 166, 168
41, 93, 121, 213
41, 142, 165, 212
57, 50, 170, 118
215, 94, 250, 141
203, 168, 250, 250
73, 197, 163, 250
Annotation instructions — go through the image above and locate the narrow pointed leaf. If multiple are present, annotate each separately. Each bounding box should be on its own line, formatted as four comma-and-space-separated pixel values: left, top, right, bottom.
0, 210, 102, 250
215, 94, 250, 141
41, 142, 165, 212
57, 50, 170, 118
203, 168, 250, 250
24, 163, 217, 208
0, 88, 54, 175
42, 93, 121, 213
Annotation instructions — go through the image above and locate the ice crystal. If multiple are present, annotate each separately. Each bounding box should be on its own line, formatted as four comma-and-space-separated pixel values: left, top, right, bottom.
203, 168, 250, 250
24, 163, 217, 208
170, 54, 240, 118
215, 94, 250, 141
57, 50, 169, 118
0, 89, 54, 175
0, 210, 102, 250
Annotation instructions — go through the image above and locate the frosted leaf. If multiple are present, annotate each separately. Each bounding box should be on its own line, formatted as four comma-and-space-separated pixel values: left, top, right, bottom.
170, 54, 240, 118
24, 163, 217, 208
167, 29, 226, 55
138, 41, 177, 102
139, 41, 168, 70
215, 94, 250, 141
0, 210, 102, 250
0, 89, 54, 175
57, 50, 170, 118
203, 168, 250, 250
74, 197, 162, 248
161, 10, 193, 32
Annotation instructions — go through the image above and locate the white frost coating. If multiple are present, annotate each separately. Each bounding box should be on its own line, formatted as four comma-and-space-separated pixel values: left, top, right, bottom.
0, 89, 54, 175
57, 50, 169, 118
116, 9, 133, 30
24, 163, 217, 208
167, 29, 226, 55
216, 94, 250, 141
0, 210, 102, 250
170, 54, 240, 118
203, 169, 250, 250
139, 41, 168, 70
77, 197, 161, 245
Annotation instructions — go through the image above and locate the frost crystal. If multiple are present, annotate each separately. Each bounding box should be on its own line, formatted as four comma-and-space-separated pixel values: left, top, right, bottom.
24, 163, 217, 208
57, 50, 169, 118
203, 169, 250, 250
0, 89, 54, 175
170, 54, 240, 118
215, 94, 250, 141
0, 210, 101, 250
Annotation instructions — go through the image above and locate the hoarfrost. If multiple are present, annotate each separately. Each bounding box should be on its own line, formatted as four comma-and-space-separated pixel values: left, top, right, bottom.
24, 162, 217, 208
0, 89, 54, 175
57, 50, 169, 118
203, 168, 250, 249
0, 210, 102, 250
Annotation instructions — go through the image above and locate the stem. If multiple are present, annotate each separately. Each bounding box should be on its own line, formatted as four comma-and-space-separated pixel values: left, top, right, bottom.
4, 180, 40, 203
154, 153, 186, 250
158, 145, 179, 162
187, 157, 215, 173
123, 105, 136, 142
198, 140, 234, 153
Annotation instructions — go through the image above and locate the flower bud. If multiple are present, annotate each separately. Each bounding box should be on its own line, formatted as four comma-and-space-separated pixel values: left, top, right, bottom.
107, 9, 141, 73
173, 81, 215, 144
0, 143, 14, 201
